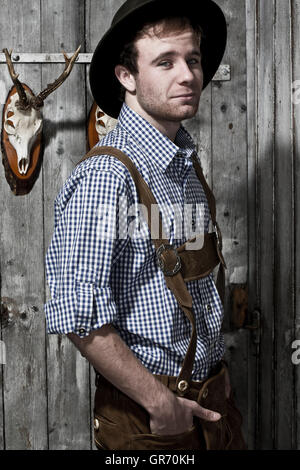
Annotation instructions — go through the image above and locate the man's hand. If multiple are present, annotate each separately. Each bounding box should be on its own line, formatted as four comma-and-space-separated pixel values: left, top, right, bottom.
68, 327, 226, 438
149, 364, 232, 436
148, 389, 221, 436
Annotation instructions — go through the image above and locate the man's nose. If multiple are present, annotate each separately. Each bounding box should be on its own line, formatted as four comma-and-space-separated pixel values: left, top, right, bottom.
177, 61, 195, 84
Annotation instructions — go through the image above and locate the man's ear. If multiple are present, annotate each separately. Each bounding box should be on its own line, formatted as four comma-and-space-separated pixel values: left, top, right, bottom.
115, 65, 136, 93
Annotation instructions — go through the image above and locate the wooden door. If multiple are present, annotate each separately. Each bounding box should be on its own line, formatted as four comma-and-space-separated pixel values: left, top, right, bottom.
0, 0, 299, 450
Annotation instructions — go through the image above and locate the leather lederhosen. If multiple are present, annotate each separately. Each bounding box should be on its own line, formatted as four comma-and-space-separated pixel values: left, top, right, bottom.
93, 362, 246, 450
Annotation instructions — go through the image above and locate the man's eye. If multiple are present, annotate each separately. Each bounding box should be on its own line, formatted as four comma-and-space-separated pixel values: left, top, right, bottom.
188, 58, 200, 65
158, 61, 172, 67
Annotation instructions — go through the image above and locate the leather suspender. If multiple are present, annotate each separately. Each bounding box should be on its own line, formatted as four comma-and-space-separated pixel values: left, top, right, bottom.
76, 146, 226, 395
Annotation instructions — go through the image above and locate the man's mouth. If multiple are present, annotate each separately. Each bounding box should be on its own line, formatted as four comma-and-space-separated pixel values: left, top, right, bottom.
172, 93, 196, 98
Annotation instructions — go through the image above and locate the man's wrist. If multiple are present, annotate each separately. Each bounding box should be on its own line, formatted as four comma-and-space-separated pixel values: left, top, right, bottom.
143, 377, 175, 416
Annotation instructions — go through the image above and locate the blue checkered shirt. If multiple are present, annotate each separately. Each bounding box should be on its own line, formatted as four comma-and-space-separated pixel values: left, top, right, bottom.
44, 103, 225, 380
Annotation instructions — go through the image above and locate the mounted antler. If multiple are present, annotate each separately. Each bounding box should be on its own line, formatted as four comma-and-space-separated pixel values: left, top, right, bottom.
2, 48, 31, 111
32, 44, 81, 109
1, 45, 81, 188
2, 45, 81, 110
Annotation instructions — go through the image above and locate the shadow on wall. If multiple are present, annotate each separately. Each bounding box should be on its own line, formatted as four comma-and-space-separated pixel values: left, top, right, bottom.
42, 117, 87, 150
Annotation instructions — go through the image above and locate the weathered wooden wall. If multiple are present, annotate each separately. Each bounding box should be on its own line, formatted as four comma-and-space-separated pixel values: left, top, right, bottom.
246, 0, 297, 450
0, 0, 298, 450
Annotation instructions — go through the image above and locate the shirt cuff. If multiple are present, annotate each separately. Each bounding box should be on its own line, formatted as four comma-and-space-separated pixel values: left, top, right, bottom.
44, 282, 117, 338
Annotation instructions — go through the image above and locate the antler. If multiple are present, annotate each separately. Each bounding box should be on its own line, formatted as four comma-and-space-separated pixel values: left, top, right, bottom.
32, 45, 81, 109
2, 48, 31, 110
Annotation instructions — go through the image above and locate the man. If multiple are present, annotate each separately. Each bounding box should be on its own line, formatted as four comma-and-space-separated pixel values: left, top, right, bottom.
45, 0, 246, 450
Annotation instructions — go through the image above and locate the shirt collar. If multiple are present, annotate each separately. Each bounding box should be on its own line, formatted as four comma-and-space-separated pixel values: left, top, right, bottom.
118, 103, 196, 173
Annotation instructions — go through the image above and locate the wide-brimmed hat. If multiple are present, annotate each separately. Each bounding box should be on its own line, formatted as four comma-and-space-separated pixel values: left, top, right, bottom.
89, 0, 227, 118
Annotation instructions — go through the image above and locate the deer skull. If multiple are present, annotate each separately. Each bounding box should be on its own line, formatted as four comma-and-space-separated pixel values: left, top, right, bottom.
4, 91, 43, 174
95, 106, 117, 140
2, 46, 81, 177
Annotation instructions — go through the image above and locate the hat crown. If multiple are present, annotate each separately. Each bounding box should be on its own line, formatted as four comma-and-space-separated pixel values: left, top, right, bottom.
112, 0, 155, 27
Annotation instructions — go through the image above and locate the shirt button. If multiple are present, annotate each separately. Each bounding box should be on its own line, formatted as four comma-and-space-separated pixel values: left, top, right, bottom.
202, 388, 209, 399
206, 304, 212, 313
78, 327, 86, 335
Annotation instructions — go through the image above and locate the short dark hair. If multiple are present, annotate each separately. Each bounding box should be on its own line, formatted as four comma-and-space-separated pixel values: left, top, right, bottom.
117, 15, 203, 102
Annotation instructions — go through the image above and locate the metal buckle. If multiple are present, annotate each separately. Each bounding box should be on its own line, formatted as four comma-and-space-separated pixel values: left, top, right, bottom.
156, 244, 181, 276
213, 221, 227, 268
213, 221, 222, 251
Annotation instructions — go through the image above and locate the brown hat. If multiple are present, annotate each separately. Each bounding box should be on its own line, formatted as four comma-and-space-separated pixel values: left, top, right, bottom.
89, 0, 227, 118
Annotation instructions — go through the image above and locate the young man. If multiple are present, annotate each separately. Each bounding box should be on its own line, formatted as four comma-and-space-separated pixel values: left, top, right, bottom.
45, 0, 246, 450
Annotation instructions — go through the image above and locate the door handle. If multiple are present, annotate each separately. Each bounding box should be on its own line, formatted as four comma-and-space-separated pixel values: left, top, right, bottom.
230, 286, 261, 344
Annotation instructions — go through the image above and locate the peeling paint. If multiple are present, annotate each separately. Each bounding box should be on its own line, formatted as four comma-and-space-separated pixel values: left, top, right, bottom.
230, 266, 247, 284
19, 426, 32, 449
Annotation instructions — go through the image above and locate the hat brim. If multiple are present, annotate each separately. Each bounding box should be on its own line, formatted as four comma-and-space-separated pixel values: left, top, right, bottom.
89, 0, 227, 118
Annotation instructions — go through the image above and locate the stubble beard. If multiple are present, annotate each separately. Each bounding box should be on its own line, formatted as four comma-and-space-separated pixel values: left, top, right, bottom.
136, 87, 200, 124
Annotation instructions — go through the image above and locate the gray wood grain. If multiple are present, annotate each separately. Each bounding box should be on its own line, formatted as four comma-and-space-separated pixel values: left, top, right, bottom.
0, 362, 3, 449
292, 0, 300, 451
0, 0, 299, 451
184, 83, 212, 185
0, 0, 48, 450
245, 0, 260, 451
274, 0, 294, 450
210, 0, 249, 442
86, 0, 125, 52
256, 0, 276, 450
42, 0, 90, 450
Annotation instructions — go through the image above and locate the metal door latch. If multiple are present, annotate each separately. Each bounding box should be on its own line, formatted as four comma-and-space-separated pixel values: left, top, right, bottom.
244, 309, 261, 344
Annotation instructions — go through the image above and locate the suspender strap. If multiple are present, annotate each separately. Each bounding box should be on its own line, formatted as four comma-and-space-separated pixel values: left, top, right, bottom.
191, 154, 227, 303
191, 154, 216, 224
77, 146, 226, 393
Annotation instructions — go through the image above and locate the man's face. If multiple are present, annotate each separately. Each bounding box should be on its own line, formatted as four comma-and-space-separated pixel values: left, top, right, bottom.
132, 26, 203, 125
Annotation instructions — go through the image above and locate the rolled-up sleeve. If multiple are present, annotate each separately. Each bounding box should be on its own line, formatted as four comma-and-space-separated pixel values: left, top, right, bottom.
44, 164, 129, 338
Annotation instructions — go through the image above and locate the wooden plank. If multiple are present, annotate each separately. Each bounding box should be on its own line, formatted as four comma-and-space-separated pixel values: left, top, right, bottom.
0, 0, 48, 449
184, 81, 212, 184
86, 0, 125, 52
274, 0, 294, 450
211, 0, 249, 444
291, 0, 300, 451
0, 327, 8, 450
256, 0, 276, 449
0, 355, 4, 448
245, 0, 259, 450
42, 0, 90, 450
